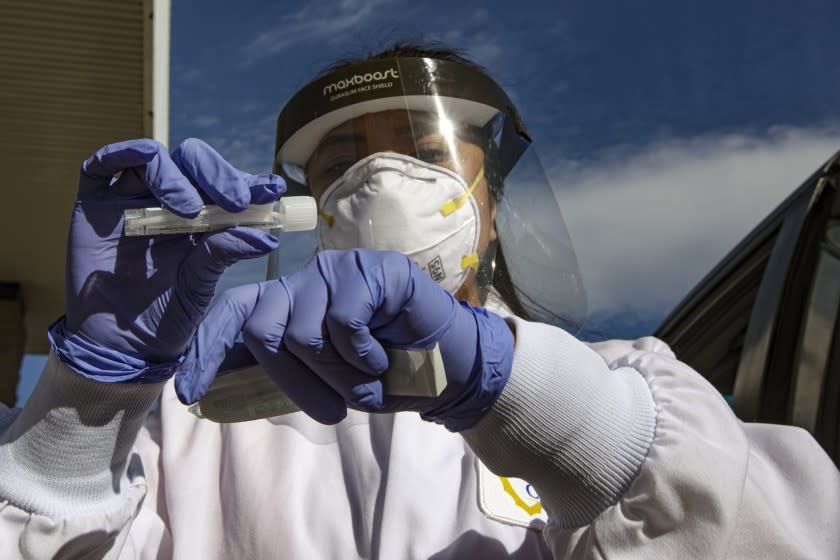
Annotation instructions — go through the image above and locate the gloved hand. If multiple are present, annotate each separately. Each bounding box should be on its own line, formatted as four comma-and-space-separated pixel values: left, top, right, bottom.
175, 249, 514, 431
49, 138, 285, 383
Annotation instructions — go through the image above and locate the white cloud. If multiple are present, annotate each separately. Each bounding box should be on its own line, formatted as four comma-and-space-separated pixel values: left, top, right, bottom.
192, 115, 220, 128
241, 0, 396, 65
472, 8, 489, 22
550, 126, 840, 324
198, 113, 279, 174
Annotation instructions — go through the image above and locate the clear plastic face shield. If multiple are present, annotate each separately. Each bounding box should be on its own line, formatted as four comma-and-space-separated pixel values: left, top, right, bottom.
273, 57, 587, 332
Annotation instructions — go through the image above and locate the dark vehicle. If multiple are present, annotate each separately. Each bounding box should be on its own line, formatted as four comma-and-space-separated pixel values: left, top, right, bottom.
656, 149, 840, 466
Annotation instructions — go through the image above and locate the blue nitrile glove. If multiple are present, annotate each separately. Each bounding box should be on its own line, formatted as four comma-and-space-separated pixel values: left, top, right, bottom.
175, 249, 514, 431
49, 138, 285, 383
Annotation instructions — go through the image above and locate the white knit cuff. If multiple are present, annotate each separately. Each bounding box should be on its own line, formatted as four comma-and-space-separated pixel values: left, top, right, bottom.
0, 353, 164, 516
463, 318, 657, 528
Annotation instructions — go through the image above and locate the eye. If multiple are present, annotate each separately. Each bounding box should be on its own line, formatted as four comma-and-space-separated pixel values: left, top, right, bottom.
316, 157, 355, 182
416, 145, 452, 164
327, 160, 353, 176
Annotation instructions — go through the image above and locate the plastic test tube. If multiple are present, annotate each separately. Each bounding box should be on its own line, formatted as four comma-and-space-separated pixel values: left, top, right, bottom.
123, 196, 318, 236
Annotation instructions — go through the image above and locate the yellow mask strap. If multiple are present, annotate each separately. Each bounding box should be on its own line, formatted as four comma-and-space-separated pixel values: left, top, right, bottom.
440, 166, 485, 217
461, 252, 480, 271
318, 207, 336, 227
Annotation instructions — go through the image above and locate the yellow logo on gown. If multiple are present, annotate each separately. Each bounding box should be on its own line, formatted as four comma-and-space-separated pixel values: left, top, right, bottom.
500, 477, 542, 516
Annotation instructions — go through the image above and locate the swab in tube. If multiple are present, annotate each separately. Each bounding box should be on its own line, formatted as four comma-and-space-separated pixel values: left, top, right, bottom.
123, 196, 317, 236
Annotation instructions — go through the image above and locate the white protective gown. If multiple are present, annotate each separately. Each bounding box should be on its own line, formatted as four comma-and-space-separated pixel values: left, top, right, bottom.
0, 309, 838, 559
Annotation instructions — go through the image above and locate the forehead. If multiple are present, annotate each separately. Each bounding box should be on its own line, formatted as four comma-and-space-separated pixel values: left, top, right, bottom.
317, 110, 440, 143
306, 108, 489, 196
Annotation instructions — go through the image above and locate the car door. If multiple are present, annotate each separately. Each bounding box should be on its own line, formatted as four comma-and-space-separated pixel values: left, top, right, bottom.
656, 150, 840, 464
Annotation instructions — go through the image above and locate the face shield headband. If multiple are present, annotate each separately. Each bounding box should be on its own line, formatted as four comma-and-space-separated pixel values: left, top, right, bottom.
273, 57, 532, 193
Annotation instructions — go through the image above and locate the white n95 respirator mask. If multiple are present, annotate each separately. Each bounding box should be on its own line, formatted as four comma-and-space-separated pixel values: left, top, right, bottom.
317, 152, 483, 295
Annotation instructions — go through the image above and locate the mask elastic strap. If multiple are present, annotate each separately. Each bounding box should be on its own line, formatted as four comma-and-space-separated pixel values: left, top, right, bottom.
440, 167, 484, 217
318, 207, 336, 227
461, 252, 480, 271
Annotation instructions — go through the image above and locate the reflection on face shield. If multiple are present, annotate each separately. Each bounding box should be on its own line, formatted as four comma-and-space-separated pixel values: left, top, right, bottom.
317, 152, 485, 295
306, 110, 487, 200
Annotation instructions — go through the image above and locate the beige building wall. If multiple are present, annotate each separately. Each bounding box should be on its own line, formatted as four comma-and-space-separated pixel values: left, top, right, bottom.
0, 0, 169, 404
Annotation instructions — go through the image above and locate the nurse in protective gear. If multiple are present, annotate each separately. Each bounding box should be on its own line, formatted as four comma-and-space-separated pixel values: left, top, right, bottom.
0, 43, 838, 560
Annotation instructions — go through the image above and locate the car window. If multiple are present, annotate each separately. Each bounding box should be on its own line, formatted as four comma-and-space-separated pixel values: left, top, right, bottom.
790, 220, 840, 462
658, 230, 778, 395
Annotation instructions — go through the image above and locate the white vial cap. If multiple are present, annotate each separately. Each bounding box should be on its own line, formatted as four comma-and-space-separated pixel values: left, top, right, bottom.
280, 196, 317, 232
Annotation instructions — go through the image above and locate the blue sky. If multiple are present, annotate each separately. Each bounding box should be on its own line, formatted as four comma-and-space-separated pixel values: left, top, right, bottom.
15, 0, 840, 403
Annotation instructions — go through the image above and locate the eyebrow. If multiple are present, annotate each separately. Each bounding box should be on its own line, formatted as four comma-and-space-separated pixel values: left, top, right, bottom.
401, 117, 439, 136
311, 116, 462, 164
406, 117, 477, 140
312, 132, 365, 159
